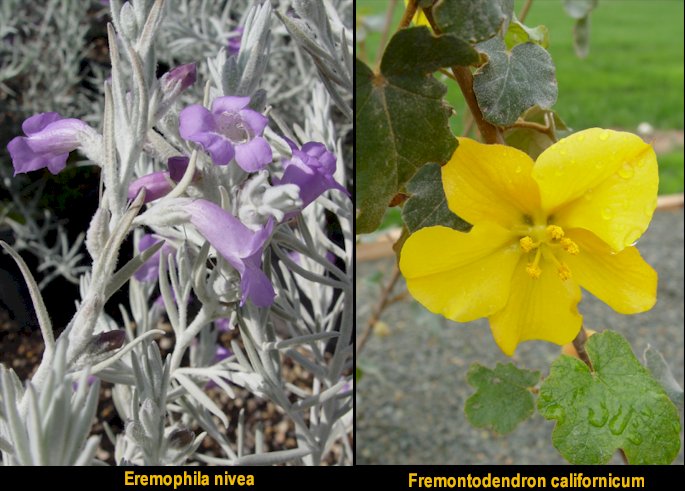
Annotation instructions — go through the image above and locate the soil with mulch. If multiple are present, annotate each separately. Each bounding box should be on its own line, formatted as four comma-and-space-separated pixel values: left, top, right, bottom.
0, 305, 344, 465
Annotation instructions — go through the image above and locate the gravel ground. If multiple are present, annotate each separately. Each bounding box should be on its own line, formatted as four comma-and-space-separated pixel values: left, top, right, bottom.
356, 208, 684, 465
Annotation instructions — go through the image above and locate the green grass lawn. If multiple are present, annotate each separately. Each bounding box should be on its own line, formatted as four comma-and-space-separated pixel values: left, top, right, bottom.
357, 0, 684, 195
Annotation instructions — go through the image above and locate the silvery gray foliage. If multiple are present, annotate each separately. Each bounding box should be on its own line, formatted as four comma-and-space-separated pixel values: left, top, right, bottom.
0, 0, 352, 466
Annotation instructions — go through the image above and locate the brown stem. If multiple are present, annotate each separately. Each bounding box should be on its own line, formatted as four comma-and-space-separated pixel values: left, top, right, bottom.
437, 67, 458, 81
356, 266, 402, 356
398, 0, 418, 29
508, 118, 556, 142
518, 0, 534, 23
375, 0, 399, 68
452, 66, 504, 144
422, 6, 503, 144
571, 326, 593, 369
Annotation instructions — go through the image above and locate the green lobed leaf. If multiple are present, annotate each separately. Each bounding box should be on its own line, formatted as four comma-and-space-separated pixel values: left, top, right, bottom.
538, 331, 681, 465
504, 16, 549, 50
473, 37, 558, 126
644, 345, 684, 409
465, 362, 541, 434
433, 0, 514, 44
402, 163, 471, 233
356, 27, 479, 233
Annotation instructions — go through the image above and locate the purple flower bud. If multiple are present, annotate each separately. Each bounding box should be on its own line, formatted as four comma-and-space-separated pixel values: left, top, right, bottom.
177, 198, 275, 306
7, 112, 98, 175
214, 345, 233, 362
72, 375, 98, 392
127, 156, 190, 203
179, 96, 272, 172
276, 139, 349, 209
134, 234, 176, 282
160, 63, 197, 94
227, 26, 244, 55
214, 318, 233, 332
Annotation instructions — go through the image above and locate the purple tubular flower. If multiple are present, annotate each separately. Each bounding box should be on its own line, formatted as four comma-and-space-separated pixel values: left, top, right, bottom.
227, 27, 244, 55
160, 63, 197, 94
7, 112, 95, 175
127, 156, 190, 203
214, 345, 233, 362
180, 198, 275, 307
277, 140, 349, 209
134, 234, 175, 282
178, 96, 272, 172
214, 318, 233, 332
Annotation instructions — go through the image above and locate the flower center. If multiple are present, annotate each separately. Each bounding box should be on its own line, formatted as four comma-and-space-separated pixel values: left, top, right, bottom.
216, 112, 252, 143
518, 223, 579, 280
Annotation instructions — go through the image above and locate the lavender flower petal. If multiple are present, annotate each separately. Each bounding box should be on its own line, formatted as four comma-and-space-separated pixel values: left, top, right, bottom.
180, 199, 275, 306
8, 113, 95, 175
235, 136, 272, 172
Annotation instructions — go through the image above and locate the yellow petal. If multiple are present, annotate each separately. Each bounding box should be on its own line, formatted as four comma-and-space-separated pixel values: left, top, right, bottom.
400, 223, 519, 322
404, 0, 430, 26
442, 138, 541, 229
489, 253, 582, 356
533, 128, 658, 251
565, 228, 657, 314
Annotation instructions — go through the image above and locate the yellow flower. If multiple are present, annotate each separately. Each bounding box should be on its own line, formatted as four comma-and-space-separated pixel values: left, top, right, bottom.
399, 129, 658, 355
404, 0, 430, 27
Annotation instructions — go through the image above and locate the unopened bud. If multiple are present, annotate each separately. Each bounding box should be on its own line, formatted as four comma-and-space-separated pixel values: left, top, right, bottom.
86, 207, 111, 261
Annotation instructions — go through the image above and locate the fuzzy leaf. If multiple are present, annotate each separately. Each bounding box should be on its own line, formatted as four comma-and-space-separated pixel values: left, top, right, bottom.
356, 27, 478, 233
504, 17, 549, 50
538, 331, 681, 464
402, 163, 471, 233
474, 37, 557, 126
433, 0, 514, 44
465, 362, 540, 434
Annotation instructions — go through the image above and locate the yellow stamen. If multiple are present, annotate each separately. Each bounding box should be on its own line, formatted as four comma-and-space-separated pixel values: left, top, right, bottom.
519, 236, 536, 252
546, 225, 565, 240
561, 237, 580, 255
526, 248, 542, 279
557, 262, 572, 280
526, 263, 541, 279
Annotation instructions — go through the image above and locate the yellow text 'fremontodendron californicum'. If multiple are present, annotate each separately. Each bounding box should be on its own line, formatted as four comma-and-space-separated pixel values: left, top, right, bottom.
400, 129, 658, 355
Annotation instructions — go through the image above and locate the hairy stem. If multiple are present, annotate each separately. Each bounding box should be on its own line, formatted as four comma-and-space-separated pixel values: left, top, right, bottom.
399, 0, 418, 29
422, 7, 504, 144
518, 0, 534, 23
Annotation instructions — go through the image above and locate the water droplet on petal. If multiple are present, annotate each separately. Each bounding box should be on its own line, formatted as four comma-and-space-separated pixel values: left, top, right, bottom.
515, 165, 522, 174
584, 188, 594, 201
601, 207, 614, 220
599, 130, 610, 141
560, 149, 567, 156
617, 162, 634, 179
594, 161, 603, 170
625, 228, 642, 246
577, 134, 585, 142
636, 159, 646, 168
